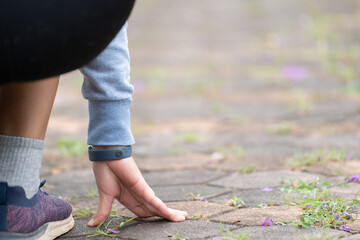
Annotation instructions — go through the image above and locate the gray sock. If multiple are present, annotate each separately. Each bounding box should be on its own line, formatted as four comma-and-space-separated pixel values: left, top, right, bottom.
0, 134, 44, 199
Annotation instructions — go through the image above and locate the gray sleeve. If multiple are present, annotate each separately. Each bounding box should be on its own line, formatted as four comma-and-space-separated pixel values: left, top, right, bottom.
80, 23, 135, 146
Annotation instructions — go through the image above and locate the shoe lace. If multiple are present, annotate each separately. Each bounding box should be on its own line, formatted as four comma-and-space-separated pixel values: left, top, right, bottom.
39, 179, 49, 195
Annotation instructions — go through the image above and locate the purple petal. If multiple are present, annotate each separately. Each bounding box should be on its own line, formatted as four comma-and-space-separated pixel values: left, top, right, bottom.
321, 204, 328, 209
212, 238, 221, 240
348, 175, 360, 183
281, 66, 309, 81
261, 218, 274, 226
343, 212, 351, 218
339, 225, 351, 232
107, 228, 120, 234
336, 213, 341, 219
346, 154, 352, 161
199, 196, 207, 202
330, 210, 334, 215
261, 187, 274, 192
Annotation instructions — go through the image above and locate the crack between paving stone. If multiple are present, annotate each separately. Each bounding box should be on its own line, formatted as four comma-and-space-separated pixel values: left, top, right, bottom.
205, 225, 244, 240
146, 172, 231, 187
206, 183, 280, 191
205, 190, 233, 200
60, 232, 138, 239
205, 208, 238, 220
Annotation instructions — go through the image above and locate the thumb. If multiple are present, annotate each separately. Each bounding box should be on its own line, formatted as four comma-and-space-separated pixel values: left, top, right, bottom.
88, 194, 114, 226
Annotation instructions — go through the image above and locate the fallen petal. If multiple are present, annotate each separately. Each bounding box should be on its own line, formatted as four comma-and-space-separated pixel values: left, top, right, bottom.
261, 218, 274, 226
107, 228, 120, 234
339, 225, 351, 232
261, 187, 274, 192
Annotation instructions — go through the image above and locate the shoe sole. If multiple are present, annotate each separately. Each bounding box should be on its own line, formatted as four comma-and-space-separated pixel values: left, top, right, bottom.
0, 214, 74, 240
39, 214, 74, 240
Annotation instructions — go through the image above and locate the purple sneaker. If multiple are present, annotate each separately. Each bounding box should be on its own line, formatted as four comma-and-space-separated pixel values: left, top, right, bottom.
0, 180, 74, 240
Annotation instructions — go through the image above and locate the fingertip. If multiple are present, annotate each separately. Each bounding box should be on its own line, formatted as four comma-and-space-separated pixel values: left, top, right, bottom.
87, 219, 98, 227
87, 215, 107, 227
181, 211, 188, 217
177, 215, 186, 222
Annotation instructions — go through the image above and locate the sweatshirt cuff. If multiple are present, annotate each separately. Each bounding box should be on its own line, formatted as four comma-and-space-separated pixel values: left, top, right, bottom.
87, 98, 135, 146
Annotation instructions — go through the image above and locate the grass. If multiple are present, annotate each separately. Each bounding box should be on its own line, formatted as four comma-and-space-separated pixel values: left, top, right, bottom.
246, 64, 279, 80
217, 144, 246, 159
188, 213, 204, 220
211, 103, 225, 114
238, 165, 256, 174
185, 192, 206, 201
169, 228, 189, 240
267, 122, 292, 134
280, 177, 360, 231
216, 223, 252, 240
188, 79, 224, 96
75, 207, 96, 218
293, 92, 313, 114
170, 145, 184, 155
297, 230, 340, 240
227, 196, 245, 208
87, 217, 135, 238
232, 116, 251, 125
57, 138, 87, 157
256, 199, 275, 208
181, 132, 199, 144
287, 149, 349, 168
85, 188, 98, 198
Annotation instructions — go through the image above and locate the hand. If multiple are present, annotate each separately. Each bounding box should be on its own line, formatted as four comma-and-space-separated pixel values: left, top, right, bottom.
88, 157, 188, 226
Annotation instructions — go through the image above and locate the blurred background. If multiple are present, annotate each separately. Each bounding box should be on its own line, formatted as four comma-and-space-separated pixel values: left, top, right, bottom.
43, 0, 360, 180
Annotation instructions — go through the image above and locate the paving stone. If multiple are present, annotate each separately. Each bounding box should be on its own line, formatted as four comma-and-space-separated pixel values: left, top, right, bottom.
209, 206, 302, 226
283, 99, 359, 124
221, 101, 293, 121
330, 181, 360, 200
209, 170, 323, 189
347, 220, 360, 233
207, 157, 286, 172
134, 134, 216, 156
236, 144, 298, 161
118, 201, 235, 220
296, 134, 360, 154
209, 188, 296, 207
343, 234, 360, 239
42, 169, 97, 198
143, 169, 227, 186
303, 160, 360, 177
117, 219, 236, 240
135, 153, 223, 171
41, 149, 90, 177
209, 225, 350, 240
152, 184, 231, 202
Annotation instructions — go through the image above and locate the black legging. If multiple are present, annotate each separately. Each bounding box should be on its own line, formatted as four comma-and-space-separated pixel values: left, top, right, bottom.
0, 0, 135, 83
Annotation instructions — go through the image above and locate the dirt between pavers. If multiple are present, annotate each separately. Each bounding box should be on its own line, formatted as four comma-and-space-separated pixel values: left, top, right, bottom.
209, 206, 302, 226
